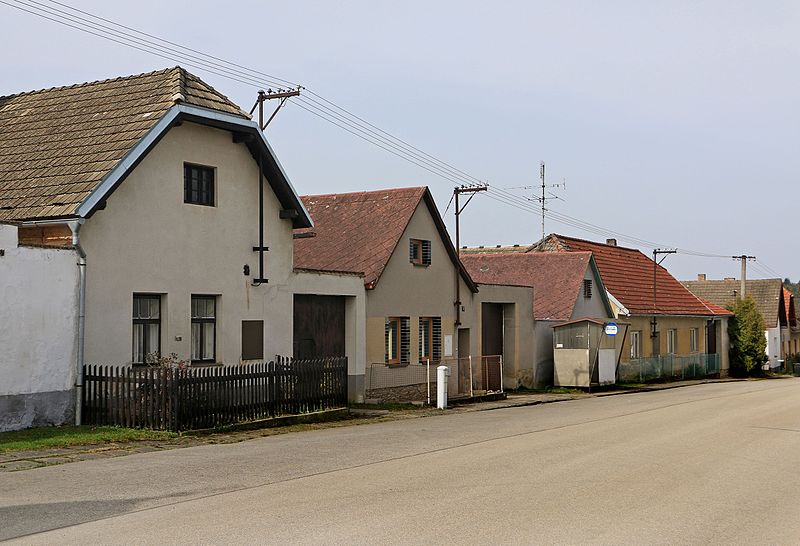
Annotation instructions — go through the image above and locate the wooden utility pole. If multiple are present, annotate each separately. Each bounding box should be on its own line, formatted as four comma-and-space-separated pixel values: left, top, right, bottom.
732, 255, 756, 298
651, 248, 677, 342
453, 184, 487, 327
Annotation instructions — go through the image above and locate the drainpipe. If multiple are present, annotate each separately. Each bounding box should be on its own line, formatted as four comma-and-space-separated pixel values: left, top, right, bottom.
68, 220, 86, 426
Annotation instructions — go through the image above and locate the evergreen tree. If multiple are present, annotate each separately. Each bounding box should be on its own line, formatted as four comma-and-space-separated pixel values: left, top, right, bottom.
727, 296, 768, 376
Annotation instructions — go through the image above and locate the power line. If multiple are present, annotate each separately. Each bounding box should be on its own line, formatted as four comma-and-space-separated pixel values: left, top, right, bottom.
0, 0, 770, 268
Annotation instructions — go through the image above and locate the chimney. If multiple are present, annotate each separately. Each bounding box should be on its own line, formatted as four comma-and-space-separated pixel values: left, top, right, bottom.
697, 273, 706, 281
606, 238, 617, 246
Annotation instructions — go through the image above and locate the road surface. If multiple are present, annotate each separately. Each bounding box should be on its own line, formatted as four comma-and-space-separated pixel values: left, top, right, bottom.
3, 380, 800, 545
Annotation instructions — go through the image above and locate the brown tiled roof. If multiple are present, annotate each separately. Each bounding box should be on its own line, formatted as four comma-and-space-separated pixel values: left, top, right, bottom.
461, 251, 603, 321
294, 187, 477, 291
528, 234, 731, 317
681, 278, 786, 328
0, 67, 247, 222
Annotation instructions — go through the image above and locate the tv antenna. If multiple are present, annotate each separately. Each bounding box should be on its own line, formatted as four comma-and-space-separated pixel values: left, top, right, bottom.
530, 161, 566, 240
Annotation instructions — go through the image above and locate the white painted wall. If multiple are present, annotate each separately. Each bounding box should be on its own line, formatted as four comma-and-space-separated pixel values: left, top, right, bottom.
0, 224, 78, 430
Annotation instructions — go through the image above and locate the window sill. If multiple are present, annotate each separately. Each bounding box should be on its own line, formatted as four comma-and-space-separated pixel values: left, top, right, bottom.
384, 362, 408, 368
191, 361, 220, 367
411, 263, 430, 268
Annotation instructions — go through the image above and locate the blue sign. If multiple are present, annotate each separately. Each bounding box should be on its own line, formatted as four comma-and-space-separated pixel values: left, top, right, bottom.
605, 322, 618, 336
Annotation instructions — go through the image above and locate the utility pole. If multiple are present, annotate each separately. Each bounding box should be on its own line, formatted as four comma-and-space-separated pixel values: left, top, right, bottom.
248, 88, 301, 286
531, 161, 566, 241
453, 184, 487, 327
732, 255, 756, 298
651, 249, 677, 341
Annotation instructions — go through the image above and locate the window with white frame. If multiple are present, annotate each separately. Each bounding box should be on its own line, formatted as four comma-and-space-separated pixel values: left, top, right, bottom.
690, 328, 699, 353
630, 330, 641, 360
667, 329, 677, 354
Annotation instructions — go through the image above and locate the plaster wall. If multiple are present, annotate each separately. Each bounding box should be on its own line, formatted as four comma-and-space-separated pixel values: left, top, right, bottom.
572, 266, 613, 318
290, 270, 367, 401
0, 224, 79, 430
472, 284, 535, 389
620, 316, 711, 361
365, 201, 474, 367
80, 122, 295, 365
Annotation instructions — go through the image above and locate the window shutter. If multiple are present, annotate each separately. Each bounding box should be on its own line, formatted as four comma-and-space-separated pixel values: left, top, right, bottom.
422, 240, 432, 265
432, 317, 442, 362
385, 318, 390, 363
583, 279, 592, 298
401, 317, 410, 365
418, 318, 424, 361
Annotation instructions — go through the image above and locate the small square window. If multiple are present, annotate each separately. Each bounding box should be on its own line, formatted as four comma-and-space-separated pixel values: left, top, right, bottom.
184, 164, 215, 206
583, 279, 593, 298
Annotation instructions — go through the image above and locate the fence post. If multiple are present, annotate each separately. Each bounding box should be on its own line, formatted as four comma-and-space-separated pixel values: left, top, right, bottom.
500, 355, 504, 394
469, 355, 474, 397
426, 358, 431, 405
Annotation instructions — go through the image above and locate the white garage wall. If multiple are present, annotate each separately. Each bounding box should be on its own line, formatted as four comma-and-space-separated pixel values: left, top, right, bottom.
0, 224, 79, 430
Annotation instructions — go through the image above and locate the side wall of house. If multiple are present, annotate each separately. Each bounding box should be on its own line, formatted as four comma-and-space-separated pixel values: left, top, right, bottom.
290, 270, 367, 401
0, 224, 79, 431
80, 122, 295, 366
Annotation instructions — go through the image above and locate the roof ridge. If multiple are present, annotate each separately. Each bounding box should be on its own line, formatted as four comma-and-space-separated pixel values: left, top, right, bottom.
301, 186, 427, 200
549, 233, 643, 253
0, 66, 178, 101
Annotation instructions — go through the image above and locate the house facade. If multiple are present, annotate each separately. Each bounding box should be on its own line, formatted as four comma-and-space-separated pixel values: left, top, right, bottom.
461, 251, 615, 388
294, 187, 535, 400
682, 277, 789, 370
0, 67, 366, 429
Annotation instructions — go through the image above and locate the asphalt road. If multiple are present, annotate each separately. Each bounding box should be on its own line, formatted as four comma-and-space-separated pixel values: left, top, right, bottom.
3, 380, 800, 545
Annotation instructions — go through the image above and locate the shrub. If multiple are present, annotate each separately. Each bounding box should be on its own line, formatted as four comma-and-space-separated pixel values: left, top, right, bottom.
726, 296, 768, 376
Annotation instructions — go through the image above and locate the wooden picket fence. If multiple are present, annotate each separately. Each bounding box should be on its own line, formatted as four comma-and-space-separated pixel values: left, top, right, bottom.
82, 356, 348, 431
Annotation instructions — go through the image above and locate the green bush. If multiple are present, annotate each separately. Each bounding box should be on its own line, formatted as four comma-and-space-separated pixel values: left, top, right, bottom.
727, 296, 768, 376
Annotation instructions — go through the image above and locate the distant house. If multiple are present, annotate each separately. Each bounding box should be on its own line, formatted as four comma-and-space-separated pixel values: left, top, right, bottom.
0, 67, 364, 430
294, 187, 534, 400
461, 251, 614, 388
682, 277, 789, 369
783, 288, 799, 359
467, 234, 732, 376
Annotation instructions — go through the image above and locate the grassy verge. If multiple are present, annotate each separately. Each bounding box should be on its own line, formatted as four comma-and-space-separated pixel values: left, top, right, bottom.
0, 426, 177, 453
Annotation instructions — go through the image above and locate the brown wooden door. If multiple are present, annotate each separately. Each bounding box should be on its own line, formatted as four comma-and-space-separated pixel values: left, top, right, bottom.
481, 303, 503, 391
293, 295, 346, 359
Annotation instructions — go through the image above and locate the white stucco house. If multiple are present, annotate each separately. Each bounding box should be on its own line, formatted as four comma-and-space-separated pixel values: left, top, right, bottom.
0, 67, 366, 430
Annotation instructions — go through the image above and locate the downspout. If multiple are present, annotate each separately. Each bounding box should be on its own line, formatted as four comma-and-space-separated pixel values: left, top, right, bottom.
68, 220, 86, 426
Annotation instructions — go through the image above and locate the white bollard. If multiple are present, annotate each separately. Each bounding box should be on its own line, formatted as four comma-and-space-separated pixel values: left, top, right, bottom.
437, 365, 449, 409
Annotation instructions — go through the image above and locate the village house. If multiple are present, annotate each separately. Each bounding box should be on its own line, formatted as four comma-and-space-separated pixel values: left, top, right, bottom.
0, 67, 366, 430
293, 187, 535, 401
682, 277, 792, 370
461, 251, 615, 388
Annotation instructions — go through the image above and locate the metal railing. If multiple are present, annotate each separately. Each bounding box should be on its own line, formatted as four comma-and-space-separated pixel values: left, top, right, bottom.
475, 355, 504, 394
365, 358, 466, 403
618, 353, 720, 383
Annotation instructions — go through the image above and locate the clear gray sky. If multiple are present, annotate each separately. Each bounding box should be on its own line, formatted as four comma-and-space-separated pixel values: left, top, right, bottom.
3, 0, 797, 280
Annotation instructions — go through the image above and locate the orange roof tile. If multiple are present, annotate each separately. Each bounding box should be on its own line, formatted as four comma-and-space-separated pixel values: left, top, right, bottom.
461, 251, 599, 321
532, 234, 731, 317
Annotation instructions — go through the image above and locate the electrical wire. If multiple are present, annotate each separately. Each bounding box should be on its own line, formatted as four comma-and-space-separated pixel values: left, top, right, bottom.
0, 0, 770, 268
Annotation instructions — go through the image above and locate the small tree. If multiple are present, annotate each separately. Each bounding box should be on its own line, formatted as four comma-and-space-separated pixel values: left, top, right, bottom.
727, 296, 768, 376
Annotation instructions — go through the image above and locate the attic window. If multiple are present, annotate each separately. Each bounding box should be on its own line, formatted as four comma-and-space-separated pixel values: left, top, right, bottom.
184, 164, 215, 207
410, 239, 431, 266
583, 279, 593, 298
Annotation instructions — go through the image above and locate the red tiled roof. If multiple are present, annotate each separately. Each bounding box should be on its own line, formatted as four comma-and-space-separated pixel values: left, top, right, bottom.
532, 234, 731, 317
461, 251, 598, 321
294, 187, 477, 291
784, 287, 797, 328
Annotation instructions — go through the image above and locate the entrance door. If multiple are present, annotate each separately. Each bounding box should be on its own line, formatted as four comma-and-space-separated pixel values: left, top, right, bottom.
293, 295, 346, 359
481, 303, 503, 391
706, 320, 717, 354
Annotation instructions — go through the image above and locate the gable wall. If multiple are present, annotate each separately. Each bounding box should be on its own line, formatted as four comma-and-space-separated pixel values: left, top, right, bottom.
80, 122, 295, 365
365, 201, 473, 366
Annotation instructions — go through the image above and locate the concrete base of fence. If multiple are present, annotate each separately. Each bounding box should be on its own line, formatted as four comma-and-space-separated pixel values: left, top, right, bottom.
366, 384, 429, 404
189, 407, 350, 434
0, 390, 74, 432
